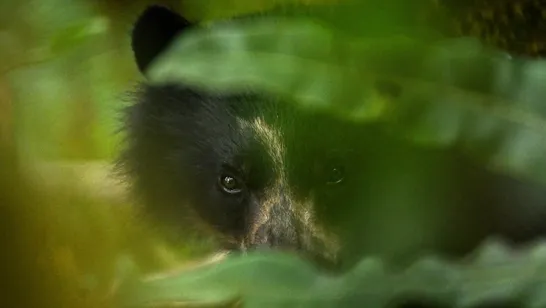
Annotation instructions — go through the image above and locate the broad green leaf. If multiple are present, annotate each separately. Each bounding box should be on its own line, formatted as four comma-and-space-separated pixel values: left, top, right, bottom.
118, 252, 327, 307
148, 18, 401, 120
118, 240, 546, 308
147, 16, 546, 185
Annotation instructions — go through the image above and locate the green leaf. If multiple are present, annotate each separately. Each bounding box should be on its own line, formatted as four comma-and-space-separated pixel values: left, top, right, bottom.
117, 252, 326, 307
147, 16, 546, 185
118, 240, 546, 308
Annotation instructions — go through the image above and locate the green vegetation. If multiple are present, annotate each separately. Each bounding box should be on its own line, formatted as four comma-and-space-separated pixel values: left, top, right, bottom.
2, 0, 546, 307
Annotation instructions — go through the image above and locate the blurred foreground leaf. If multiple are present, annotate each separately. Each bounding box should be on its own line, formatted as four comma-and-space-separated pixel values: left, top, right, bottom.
147, 16, 546, 184
49, 16, 109, 55
118, 239, 546, 308
1, 16, 108, 75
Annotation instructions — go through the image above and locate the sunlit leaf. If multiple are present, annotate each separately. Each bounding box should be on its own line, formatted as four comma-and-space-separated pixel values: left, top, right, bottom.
118, 240, 546, 308
147, 16, 546, 184
118, 252, 323, 307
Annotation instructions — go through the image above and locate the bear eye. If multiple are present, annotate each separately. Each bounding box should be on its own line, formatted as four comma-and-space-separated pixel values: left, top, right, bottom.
218, 174, 243, 194
326, 165, 344, 185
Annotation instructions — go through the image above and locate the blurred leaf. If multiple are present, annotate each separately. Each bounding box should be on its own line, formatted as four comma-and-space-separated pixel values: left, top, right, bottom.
1, 16, 109, 75
119, 252, 321, 307
49, 16, 109, 55
149, 18, 392, 120
118, 240, 546, 308
147, 16, 546, 184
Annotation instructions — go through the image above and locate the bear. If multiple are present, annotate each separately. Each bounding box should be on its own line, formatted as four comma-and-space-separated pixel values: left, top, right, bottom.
118, 5, 546, 272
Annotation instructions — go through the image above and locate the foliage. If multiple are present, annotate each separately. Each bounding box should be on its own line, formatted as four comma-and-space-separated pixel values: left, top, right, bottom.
118, 239, 546, 308
3, 0, 546, 308
148, 16, 546, 185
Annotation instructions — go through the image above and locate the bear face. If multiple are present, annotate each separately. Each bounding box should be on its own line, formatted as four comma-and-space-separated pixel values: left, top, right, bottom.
120, 5, 546, 271
121, 81, 372, 268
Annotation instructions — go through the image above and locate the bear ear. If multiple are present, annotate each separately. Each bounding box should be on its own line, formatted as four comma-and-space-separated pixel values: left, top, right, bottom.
132, 5, 193, 75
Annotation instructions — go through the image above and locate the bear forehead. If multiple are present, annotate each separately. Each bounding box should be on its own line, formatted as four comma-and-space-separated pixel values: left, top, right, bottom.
144, 85, 363, 171
237, 116, 285, 167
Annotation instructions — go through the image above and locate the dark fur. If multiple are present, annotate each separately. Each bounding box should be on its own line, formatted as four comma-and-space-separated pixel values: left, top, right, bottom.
119, 6, 546, 271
